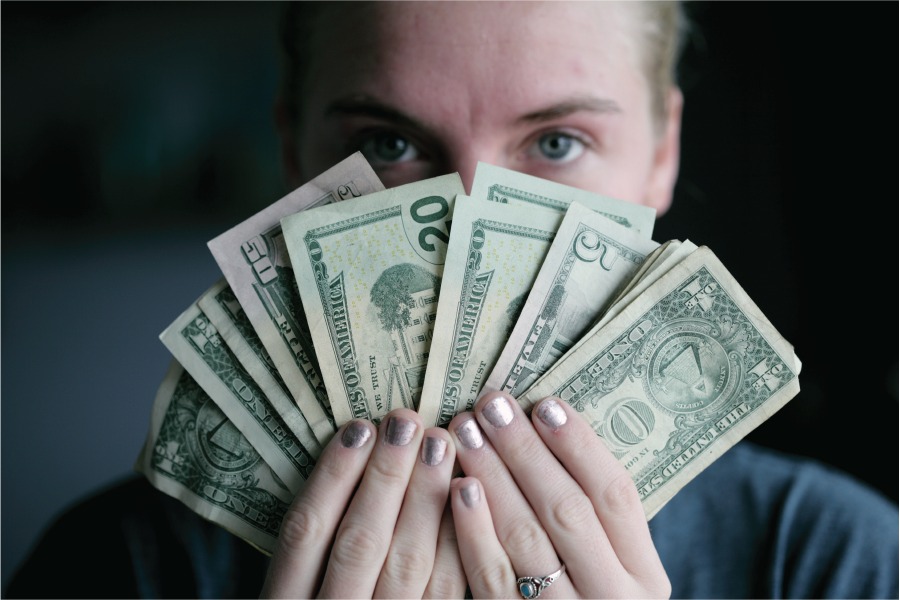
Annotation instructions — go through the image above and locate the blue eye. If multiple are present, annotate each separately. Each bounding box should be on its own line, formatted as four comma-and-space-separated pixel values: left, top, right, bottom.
535, 132, 585, 163
360, 132, 420, 164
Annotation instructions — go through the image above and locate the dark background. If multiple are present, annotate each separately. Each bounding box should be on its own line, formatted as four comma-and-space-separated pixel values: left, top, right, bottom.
3, 1, 897, 589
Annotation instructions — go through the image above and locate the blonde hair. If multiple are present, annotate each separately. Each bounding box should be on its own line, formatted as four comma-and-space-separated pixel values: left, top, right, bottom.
634, 2, 688, 131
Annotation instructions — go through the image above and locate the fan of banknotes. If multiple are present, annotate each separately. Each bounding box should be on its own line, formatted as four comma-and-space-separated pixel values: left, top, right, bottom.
135, 152, 801, 554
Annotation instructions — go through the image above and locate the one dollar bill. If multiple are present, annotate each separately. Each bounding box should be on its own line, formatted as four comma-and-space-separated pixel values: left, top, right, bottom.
198, 278, 323, 456
208, 153, 384, 444
520, 246, 800, 519
160, 286, 317, 494
135, 361, 291, 554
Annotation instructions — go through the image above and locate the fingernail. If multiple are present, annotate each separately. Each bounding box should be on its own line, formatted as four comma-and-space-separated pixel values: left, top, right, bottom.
386, 415, 417, 446
421, 436, 447, 466
341, 421, 371, 448
455, 419, 484, 449
536, 398, 568, 429
460, 481, 480, 507
482, 394, 514, 428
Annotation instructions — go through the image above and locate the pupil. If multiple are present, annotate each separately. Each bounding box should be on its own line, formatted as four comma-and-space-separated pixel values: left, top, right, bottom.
377, 134, 408, 160
540, 134, 571, 159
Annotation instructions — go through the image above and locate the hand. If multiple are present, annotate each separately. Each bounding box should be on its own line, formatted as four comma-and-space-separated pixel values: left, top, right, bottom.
261, 408, 466, 598
448, 390, 671, 599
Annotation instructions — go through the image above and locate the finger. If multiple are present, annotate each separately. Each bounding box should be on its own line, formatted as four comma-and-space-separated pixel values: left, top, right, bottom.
450, 477, 517, 599
261, 419, 375, 599
474, 390, 616, 586
318, 409, 423, 598
423, 503, 467, 599
449, 414, 577, 598
375, 427, 456, 598
532, 396, 667, 585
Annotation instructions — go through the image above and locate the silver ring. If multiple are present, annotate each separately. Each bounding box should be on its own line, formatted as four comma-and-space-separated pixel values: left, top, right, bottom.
517, 564, 565, 599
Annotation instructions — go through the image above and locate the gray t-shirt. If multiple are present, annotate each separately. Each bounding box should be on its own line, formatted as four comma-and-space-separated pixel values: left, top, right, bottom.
6, 442, 898, 599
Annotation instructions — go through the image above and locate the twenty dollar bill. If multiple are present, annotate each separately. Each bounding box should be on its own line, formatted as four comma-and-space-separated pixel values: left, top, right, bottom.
283, 174, 464, 425
418, 197, 561, 427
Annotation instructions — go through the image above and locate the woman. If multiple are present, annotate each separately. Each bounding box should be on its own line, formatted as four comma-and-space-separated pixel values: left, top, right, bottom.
8, 3, 897, 599
262, 3, 896, 599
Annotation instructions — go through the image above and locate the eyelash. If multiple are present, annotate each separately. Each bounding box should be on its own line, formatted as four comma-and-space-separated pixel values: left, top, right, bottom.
344, 126, 594, 171
347, 129, 426, 166
523, 129, 592, 164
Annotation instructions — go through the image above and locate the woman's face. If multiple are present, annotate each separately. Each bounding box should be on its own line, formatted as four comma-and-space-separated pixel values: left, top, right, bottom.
287, 1, 681, 215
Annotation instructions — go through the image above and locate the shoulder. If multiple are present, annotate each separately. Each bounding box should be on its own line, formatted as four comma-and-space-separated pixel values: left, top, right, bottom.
5, 475, 268, 599
651, 441, 898, 599
690, 441, 897, 535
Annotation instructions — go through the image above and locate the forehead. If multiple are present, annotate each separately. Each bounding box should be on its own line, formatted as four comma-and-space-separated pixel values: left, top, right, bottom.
302, 2, 646, 121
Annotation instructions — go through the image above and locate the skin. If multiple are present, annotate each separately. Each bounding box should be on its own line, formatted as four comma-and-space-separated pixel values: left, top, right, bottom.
266, 2, 680, 597
448, 392, 669, 598
281, 1, 682, 213
262, 412, 465, 598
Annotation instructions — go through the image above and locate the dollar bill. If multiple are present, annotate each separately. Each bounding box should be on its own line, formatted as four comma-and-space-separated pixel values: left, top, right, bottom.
597, 239, 698, 330
485, 201, 660, 398
282, 174, 464, 425
418, 197, 562, 427
160, 286, 317, 494
611, 240, 680, 302
470, 162, 657, 237
198, 278, 323, 456
135, 360, 291, 554
519, 246, 801, 519
207, 153, 384, 445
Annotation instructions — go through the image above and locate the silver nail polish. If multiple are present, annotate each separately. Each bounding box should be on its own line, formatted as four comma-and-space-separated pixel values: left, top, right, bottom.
460, 482, 480, 507
341, 421, 371, 448
421, 436, 447, 466
482, 395, 514, 428
536, 399, 567, 429
455, 419, 484, 449
386, 416, 416, 446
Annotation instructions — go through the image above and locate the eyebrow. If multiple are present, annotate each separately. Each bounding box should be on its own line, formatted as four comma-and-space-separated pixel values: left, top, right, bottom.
517, 97, 622, 123
325, 95, 434, 134
324, 94, 621, 131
